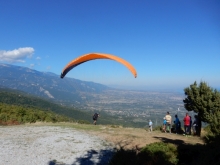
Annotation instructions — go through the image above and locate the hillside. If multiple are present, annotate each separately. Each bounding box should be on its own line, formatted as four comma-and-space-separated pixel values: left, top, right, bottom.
0, 88, 143, 126
0, 103, 71, 124
0, 63, 110, 107
0, 88, 90, 121
0, 87, 161, 127
0, 63, 188, 128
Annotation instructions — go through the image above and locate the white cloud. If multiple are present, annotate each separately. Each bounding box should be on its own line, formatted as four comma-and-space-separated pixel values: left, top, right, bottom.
36, 56, 41, 60
0, 47, 34, 63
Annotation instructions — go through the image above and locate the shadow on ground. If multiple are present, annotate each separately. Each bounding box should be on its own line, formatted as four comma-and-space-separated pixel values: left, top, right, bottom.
153, 136, 191, 145
153, 136, 206, 164
107, 136, 205, 165
47, 136, 220, 165
48, 148, 115, 165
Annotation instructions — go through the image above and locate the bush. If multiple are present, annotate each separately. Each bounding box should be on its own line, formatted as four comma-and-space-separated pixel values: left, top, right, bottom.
109, 142, 179, 165
138, 142, 178, 165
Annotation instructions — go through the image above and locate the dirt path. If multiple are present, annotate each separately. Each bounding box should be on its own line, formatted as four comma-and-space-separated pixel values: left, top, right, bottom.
87, 126, 204, 150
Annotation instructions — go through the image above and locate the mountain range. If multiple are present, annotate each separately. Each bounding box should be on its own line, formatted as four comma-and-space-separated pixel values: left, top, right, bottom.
0, 63, 188, 127
0, 63, 110, 107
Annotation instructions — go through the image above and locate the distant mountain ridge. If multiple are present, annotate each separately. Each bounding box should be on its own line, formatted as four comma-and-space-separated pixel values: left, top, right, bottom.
0, 63, 188, 128
0, 63, 110, 106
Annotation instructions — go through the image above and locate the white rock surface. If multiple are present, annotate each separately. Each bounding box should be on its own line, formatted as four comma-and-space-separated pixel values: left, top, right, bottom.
0, 126, 114, 165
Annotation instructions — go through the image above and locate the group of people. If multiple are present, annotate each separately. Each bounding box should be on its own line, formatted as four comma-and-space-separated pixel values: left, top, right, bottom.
92, 111, 200, 136
182, 113, 199, 136
162, 111, 199, 135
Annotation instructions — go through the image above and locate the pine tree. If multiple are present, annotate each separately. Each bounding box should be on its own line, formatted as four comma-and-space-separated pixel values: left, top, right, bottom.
183, 81, 220, 136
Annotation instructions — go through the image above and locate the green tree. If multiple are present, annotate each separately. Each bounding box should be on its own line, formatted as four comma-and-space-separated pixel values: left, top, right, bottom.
183, 81, 220, 136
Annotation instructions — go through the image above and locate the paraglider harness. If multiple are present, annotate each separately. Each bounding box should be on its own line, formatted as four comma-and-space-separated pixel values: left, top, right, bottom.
93, 113, 99, 121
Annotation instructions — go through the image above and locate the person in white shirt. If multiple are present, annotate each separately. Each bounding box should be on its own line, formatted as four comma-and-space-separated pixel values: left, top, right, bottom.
149, 120, 153, 132
165, 112, 172, 133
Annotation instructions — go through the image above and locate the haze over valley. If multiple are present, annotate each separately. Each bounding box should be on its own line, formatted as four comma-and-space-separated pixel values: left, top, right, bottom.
78, 89, 185, 125
0, 63, 188, 127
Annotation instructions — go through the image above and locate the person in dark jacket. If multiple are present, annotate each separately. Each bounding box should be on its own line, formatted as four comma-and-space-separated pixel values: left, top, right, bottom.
189, 116, 192, 135
93, 113, 100, 125
174, 115, 180, 134
193, 115, 198, 135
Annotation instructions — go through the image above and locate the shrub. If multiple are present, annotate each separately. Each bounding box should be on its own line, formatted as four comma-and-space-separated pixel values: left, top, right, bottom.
109, 142, 179, 165
138, 142, 178, 165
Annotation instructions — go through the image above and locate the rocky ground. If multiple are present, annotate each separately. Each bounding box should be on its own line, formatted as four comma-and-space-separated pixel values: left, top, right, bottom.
0, 123, 205, 165
0, 125, 114, 165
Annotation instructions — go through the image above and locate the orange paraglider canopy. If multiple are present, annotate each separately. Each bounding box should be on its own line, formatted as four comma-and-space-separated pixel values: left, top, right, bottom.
60, 53, 137, 78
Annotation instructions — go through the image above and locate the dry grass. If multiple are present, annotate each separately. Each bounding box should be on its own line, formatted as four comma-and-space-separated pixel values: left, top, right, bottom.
87, 126, 204, 150
24, 122, 204, 150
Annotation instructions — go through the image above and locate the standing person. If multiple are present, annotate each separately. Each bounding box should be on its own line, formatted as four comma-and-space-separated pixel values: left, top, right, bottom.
93, 113, 99, 125
174, 115, 180, 134
183, 113, 190, 135
149, 120, 153, 132
165, 112, 172, 133
189, 116, 192, 135
192, 115, 198, 135
162, 117, 167, 132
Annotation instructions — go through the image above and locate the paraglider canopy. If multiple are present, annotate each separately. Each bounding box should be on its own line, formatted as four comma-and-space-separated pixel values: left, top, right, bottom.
60, 53, 137, 78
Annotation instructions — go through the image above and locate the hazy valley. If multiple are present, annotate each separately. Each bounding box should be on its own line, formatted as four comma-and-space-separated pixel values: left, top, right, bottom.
79, 89, 186, 126
0, 63, 187, 127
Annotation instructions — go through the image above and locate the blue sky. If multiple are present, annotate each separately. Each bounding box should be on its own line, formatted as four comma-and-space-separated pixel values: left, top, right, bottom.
0, 0, 219, 91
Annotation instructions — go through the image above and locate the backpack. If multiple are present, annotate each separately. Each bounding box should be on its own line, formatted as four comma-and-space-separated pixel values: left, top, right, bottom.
93, 113, 98, 120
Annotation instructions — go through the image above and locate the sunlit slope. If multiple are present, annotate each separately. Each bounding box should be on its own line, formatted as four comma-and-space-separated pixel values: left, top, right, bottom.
0, 88, 119, 125
0, 88, 149, 127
